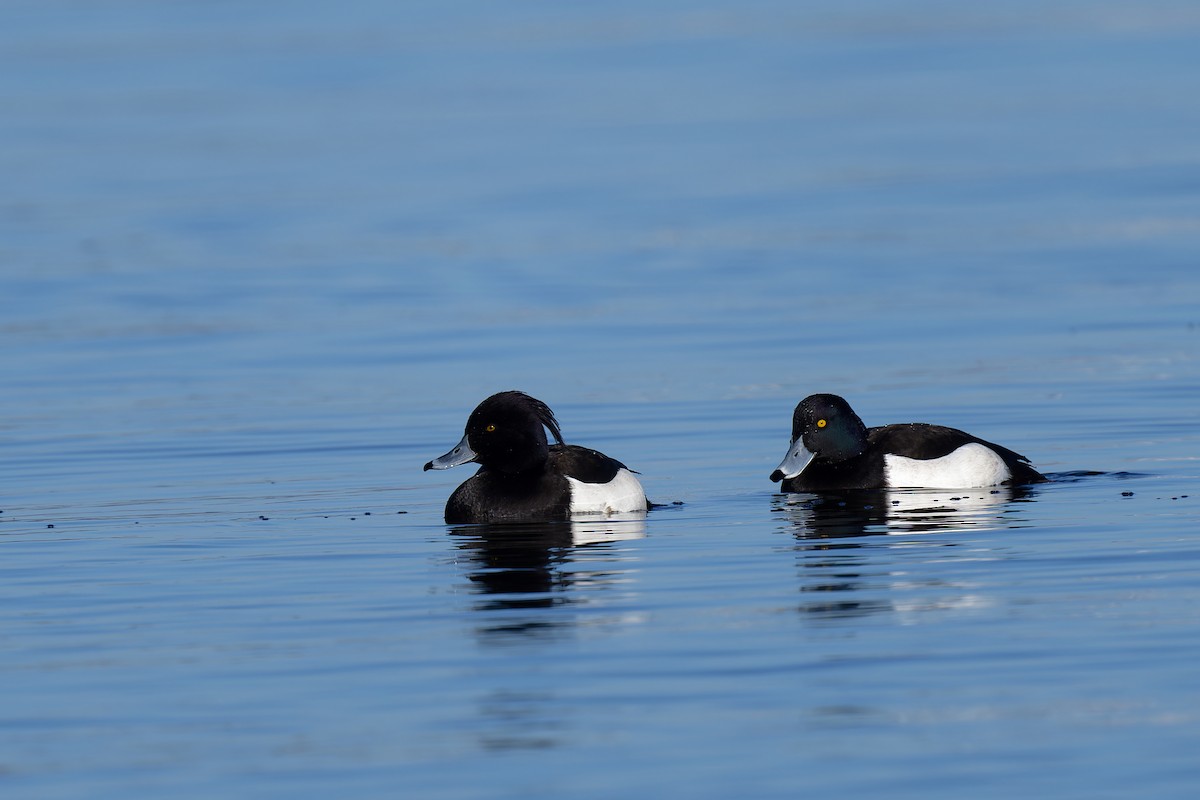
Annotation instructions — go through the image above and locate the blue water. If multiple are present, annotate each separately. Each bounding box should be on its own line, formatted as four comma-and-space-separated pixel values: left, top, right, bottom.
3, 2, 1200, 797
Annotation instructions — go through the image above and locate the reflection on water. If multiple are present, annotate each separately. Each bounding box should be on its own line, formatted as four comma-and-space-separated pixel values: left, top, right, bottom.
475, 689, 563, 752
448, 517, 645, 639
774, 488, 1037, 621
5, 0, 1199, 791
448, 518, 645, 752
775, 486, 1038, 539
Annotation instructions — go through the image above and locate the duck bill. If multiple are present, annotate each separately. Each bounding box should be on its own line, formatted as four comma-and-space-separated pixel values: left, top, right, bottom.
423, 433, 477, 471
770, 440, 816, 482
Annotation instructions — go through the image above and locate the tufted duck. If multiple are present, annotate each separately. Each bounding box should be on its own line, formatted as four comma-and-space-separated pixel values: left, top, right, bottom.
425, 391, 648, 523
771, 393, 1046, 491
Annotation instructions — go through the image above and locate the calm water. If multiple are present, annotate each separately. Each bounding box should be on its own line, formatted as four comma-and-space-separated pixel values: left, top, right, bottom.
3, 2, 1200, 798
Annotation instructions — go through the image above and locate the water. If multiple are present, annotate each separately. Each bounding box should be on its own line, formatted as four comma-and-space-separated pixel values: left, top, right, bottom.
3, 1, 1200, 797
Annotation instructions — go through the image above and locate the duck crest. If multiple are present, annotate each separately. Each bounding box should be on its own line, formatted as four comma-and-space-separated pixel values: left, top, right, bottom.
520, 392, 564, 445
426, 390, 649, 523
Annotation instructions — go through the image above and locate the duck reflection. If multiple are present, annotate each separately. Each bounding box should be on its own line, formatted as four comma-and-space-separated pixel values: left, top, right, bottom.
776, 485, 1036, 538
448, 516, 645, 753
448, 515, 645, 640
774, 486, 1037, 620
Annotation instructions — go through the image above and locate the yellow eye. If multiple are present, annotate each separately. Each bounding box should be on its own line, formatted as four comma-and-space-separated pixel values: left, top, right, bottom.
485, 424, 496, 432
816, 419, 827, 428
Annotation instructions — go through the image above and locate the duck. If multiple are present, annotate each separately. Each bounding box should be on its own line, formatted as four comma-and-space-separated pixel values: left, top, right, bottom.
424, 390, 648, 523
770, 393, 1046, 491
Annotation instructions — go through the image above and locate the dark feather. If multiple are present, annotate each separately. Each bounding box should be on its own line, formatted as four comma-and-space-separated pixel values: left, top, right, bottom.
524, 393, 564, 444
549, 444, 626, 484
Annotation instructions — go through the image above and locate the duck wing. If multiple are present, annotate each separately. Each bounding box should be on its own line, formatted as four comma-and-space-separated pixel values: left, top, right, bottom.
548, 444, 629, 484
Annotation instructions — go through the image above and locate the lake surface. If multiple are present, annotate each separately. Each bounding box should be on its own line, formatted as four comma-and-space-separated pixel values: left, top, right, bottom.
3, 2, 1200, 797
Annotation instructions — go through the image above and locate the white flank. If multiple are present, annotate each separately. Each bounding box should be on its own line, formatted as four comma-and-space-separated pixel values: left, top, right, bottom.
566, 468, 648, 516
884, 443, 1012, 488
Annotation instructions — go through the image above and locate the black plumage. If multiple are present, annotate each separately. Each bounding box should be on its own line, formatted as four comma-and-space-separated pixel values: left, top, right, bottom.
425, 391, 646, 523
772, 394, 1046, 491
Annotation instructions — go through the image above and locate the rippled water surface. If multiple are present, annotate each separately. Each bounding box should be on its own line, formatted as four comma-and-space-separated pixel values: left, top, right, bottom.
3, 2, 1200, 798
